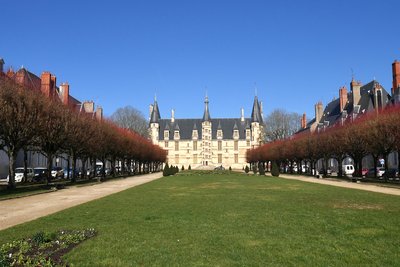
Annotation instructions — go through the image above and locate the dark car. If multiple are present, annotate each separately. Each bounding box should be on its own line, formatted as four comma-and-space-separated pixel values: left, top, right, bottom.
214, 165, 225, 171
385, 169, 399, 180
33, 167, 49, 182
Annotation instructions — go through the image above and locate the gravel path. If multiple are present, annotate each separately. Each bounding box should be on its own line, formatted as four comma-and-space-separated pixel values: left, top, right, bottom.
278, 174, 400, 196
0, 172, 163, 231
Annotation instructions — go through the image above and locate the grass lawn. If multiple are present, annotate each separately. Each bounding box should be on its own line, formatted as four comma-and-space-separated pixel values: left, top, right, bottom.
1, 171, 400, 266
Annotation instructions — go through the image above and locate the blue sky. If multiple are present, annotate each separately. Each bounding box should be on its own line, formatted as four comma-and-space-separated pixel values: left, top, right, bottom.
1, 0, 399, 121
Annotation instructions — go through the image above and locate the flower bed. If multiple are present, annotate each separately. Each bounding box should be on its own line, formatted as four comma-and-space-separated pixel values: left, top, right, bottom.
0, 229, 96, 266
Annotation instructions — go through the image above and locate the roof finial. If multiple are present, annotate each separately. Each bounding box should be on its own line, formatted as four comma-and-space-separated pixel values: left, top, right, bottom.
154, 92, 157, 102
254, 82, 258, 97
351, 68, 354, 81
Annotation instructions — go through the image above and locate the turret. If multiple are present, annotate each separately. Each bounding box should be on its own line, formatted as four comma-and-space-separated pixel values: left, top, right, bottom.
251, 96, 263, 123
202, 95, 211, 121
149, 98, 161, 144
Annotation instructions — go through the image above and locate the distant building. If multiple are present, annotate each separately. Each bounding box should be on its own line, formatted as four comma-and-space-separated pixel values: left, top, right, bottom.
149, 96, 265, 169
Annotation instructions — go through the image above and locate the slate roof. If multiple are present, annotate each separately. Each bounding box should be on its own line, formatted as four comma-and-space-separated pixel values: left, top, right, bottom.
158, 118, 252, 140
150, 100, 161, 123
251, 96, 263, 123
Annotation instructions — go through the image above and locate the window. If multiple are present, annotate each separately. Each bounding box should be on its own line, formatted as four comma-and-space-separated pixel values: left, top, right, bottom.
246, 129, 250, 138
175, 141, 179, 151
187, 149, 190, 154
217, 130, 222, 138
233, 130, 239, 138
175, 154, 179, 164
165, 141, 168, 148
193, 154, 198, 164
234, 141, 238, 151
218, 154, 222, 163
193, 141, 197, 151
234, 154, 238, 163
218, 141, 222, 151
246, 140, 250, 147
164, 131, 169, 139
174, 131, 180, 139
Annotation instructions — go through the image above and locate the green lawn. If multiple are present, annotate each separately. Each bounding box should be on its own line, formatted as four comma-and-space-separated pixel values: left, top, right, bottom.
1, 171, 400, 266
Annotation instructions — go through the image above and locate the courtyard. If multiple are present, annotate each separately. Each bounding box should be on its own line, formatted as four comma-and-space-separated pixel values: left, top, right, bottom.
1, 171, 400, 266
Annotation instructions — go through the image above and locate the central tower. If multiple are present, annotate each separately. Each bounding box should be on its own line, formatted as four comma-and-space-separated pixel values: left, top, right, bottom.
202, 95, 212, 166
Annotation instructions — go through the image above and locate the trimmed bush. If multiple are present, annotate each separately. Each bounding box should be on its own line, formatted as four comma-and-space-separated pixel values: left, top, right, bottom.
271, 161, 280, 177
259, 164, 265, 175
252, 165, 257, 174
163, 164, 170, 177
245, 165, 250, 174
188, 165, 191, 170
229, 166, 232, 171
181, 165, 185, 171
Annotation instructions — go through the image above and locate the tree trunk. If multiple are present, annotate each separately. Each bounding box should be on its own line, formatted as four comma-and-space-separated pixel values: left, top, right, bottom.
372, 155, 378, 179
71, 152, 77, 183
67, 155, 71, 180
23, 149, 28, 183
338, 157, 343, 177
383, 153, 389, 182
7, 149, 17, 190
46, 153, 53, 185
81, 158, 87, 180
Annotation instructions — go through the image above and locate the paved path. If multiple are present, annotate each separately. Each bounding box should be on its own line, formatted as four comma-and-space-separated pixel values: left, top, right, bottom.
278, 174, 400, 196
0, 172, 163, 231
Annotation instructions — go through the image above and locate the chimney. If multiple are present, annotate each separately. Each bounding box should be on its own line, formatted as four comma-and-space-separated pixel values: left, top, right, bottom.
96, 106, 103, 121
61, 82, 69, 106
315, 102, 323, 123
50, 75, 56, 98
339, 86, 348, 113
171, 109, 175, 123
0, 58, 4, 73
240, 108, 245, 122
41, 72, 52, 97
83, 101, 94, 113
351, 79, 362, 107
6, 67, 15, 78
301, 113, 307, 129
393, 60, 400, 95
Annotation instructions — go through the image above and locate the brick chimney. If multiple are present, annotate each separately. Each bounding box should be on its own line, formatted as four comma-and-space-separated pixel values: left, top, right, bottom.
393, 60, 400, 95
50, 75, 56, 98
339, 86, 348, 113
6, 67, 15, 78
83, 101, 94, 113
60, 82, 69, 106
41, 72, 52, 98
0, 58, 4, 73
315, 102, 323, 123
350, 79, 362, 107
301, 113, 307, 129
96, 106, 103, 121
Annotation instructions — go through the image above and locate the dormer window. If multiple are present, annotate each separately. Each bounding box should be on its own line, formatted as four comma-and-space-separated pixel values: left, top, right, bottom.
164, 131, 169, 139
246, 129, 250, 139
192, 130, 198, 139
233, 130, 239, 138
174, 130, 180, 139
217, 130, 223, 139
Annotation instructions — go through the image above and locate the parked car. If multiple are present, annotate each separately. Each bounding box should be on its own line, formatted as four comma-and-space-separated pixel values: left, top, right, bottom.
361, 168, 369, 177
385, 169, 399, 180
51, 167, 64, 179
342, 165, 355, 177
63, 168, 81, 179
33, 167, 49, 182
214, 165, 225, 171
366, 167, 386, 179
2, 167, 34, 183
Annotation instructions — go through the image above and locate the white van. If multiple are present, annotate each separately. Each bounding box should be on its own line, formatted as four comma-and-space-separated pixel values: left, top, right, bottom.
342, 165, 355, 176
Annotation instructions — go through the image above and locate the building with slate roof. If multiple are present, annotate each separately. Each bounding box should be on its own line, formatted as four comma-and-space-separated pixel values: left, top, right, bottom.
297, 60, 400, 169
149, 95, 264, 169
0, 57, 104, 177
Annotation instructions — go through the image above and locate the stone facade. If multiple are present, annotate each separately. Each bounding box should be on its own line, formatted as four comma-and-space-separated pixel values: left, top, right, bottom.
149, 96, 264, 170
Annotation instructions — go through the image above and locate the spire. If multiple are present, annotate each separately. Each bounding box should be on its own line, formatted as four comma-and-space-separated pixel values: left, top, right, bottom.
193, 123, 197, 130
150, 98, 161, 123
245, 121, 251, 129
251, 96, 263, 123
217, 120, 222, 130
174, 122, 180, 131
202, 94, 211, 121
233, 121, 238, 130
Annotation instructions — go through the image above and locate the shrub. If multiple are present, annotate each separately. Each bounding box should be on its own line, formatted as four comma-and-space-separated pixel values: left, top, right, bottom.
229, 166, 232, 171
245, 165, 250, 174
188, 165, 191, 170
181, 165, 185, 171
163, 164, 170, 177
252, 165, 257, 174
259, 164, 265, 175
271, 161, 280, 177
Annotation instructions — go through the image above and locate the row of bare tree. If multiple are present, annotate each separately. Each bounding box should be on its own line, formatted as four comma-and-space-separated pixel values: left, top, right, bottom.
0, 77, 166, 189
247, 106, 400, 178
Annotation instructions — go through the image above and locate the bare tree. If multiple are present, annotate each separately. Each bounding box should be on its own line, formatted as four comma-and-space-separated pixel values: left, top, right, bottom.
264, 109, 301, 141
110, 106, 149, 138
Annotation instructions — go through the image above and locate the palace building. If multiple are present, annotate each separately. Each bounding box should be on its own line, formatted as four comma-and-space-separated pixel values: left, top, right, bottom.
149, 96, 265, 169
